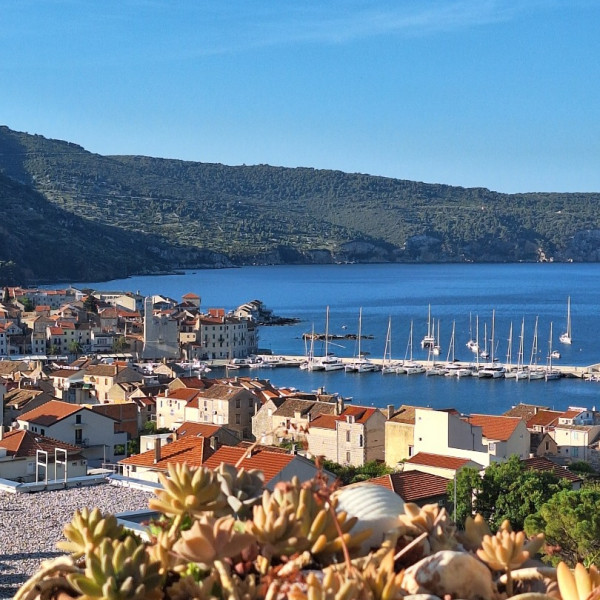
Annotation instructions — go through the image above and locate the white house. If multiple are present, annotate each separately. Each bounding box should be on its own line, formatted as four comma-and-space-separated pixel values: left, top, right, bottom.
16, 399, 127, 466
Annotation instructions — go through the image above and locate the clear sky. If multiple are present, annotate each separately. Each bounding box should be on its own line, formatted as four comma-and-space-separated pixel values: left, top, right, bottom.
2, 1, 599, 193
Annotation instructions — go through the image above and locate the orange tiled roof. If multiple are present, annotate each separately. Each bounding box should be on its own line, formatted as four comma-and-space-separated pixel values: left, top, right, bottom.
309, 414, 338, 429
560, 408, 585, 420
527, 410, 562, 428
120, 436, 213, 469
0, 429, 81, 457
17, 399, 84, 426
176, 422, 221, 438
309, 405, 378, 430
369, 469, 450, 502
466, 414, 523, 441
175, 376, 208, 390
163, 388, 203, 402
183, 293, 200, 299
522, 456, 582, 484
203, 446, 294, 484
406, 452, 473, 470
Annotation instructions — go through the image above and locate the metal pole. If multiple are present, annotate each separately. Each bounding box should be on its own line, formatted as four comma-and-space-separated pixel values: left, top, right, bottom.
453, 471, 457, 523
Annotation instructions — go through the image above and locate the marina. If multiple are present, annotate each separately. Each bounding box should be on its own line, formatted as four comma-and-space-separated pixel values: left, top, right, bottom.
69, 262, 600, 415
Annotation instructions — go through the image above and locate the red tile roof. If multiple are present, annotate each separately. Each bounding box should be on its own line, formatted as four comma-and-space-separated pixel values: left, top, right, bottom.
18, 399, 83, 426
527, 410, 561, 428
309, 414, 338, 430
175, 376, 208, 390
308, 405, 378, 430
0, 429, 81, 457
176, 422, 221, 438
369, 469, 450, 502
163, 388, 203, 402
120, 435, 214, 470
560, 408, 585, 420
522, 456, 583, 484
203, 446, 295, 484
467, 414, 523, 441
406, 452, 474, 470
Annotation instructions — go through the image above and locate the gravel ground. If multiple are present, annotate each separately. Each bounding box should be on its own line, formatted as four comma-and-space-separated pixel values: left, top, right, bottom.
0, 483, 154, 599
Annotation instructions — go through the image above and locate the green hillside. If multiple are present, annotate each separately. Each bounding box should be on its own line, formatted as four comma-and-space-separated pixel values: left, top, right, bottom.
1, 125, 600, 284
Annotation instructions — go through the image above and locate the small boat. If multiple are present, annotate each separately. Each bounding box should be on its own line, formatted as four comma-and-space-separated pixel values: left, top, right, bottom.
559, 296, 572, 345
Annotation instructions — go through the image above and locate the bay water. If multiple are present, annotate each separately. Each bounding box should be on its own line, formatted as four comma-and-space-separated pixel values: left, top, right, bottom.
70, 263, 600, 416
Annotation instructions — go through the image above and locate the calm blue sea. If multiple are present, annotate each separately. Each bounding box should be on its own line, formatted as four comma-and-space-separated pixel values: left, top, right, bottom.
68, 263, 600, 415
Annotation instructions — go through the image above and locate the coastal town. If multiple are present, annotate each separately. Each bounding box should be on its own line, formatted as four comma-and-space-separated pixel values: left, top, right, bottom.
0, 285, 596, 483
0, 285, 597, 595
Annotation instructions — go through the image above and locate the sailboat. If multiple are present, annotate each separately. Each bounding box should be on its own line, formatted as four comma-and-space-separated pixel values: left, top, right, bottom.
302, 323, 324, 371
421, 304, 436, 350
559, 296, 572, 345
398, 320, 425, 374
381, 316, 397, 374
432, 318, 441, 356
319, 306, 345, 371
426, 319, 446, 376
504, 322, 516, 379
545, 322, 561, 381
478, 310, 505, 378
345, 308, 375, 372
466, 312, 479, 354
514, 318, 529, 381
528, 316, 545, 380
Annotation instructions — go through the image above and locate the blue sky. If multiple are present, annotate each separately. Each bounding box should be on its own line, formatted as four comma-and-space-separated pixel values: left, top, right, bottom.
2, 1, 599, 193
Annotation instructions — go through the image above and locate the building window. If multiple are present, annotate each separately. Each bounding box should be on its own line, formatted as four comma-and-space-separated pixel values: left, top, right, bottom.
41, 428, 45, 436
75, 429, 83, 444
235, 399, 241, 409
345, 431, 350, 443
346, 452, 351, 464
358, 434, 363, 447
75, 414, 82, 424
408, 445, 414, 457
235, 414, 241, 424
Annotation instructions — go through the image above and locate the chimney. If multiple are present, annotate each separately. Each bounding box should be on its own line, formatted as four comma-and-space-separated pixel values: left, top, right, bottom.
387, 404, 395, 420
154, 437, 162, 464
209, 435, 219, 451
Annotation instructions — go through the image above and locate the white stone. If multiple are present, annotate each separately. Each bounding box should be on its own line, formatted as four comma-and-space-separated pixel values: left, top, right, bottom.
333, 483, 405, 553
402, 550, 494, 600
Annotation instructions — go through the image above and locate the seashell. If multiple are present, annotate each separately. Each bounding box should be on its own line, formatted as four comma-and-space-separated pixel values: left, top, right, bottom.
333, 483, 405, 553
403, 550, 494, 600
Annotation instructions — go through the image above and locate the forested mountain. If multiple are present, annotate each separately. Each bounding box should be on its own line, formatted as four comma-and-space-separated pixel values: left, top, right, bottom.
1, 125, 600, 284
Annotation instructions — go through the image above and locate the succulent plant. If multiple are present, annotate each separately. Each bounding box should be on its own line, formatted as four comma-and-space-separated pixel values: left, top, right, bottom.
171, 514, 256, 567
246, 489, 304, 559
557, 562, 600, 600
148, 463, 228, 522
215, 462, 265, 518
67, 536, 164, 600
57, 507, 125, 559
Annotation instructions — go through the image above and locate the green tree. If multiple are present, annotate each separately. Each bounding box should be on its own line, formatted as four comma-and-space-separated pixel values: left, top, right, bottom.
321, 460, 392, 485
18, 296, 34, 312
83, 294, 99, 313
112, 336, 129, 352
49, 344, 61, 355
524, 485, 600, 566
448, 455, 571, 531
447, 466, 482, 526
68, 340, 83, 357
